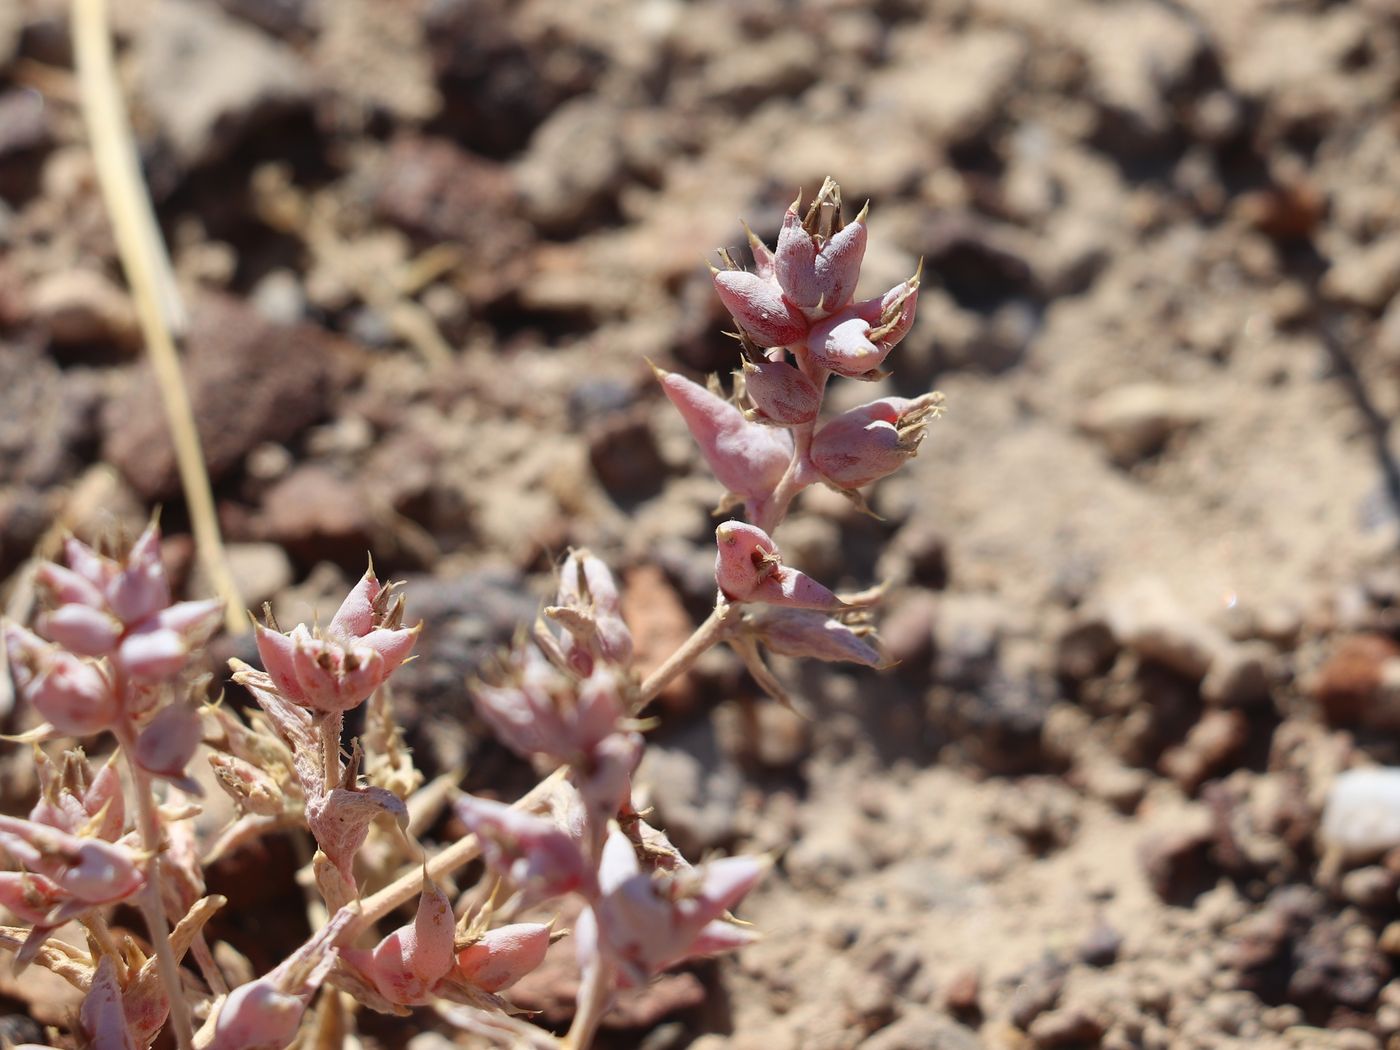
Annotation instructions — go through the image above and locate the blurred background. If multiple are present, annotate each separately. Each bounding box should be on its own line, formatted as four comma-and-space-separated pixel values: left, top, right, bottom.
4, 0, 1400, 1046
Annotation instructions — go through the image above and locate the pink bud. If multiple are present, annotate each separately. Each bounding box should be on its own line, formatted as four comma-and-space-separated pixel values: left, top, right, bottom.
655, 367, 792, 506
328, 565, 380, 638
104, 522, 171, 626
711, 269, 809, 348
342, 880, 455, 1006
741, 357, 821, 427
714, 523, 842, 610
134, 704, 204, 790
63, 536, 116, 593
714, 521, 780, 601
35, 562, 106, 609
36, 604, 122, 657
56, 837, 146, 904
751, 608, 883, 667
81, 956, 137, 1050
774, 203, 867, 315
210, 981, 307, 1050
456, 922, 552, 993
811, 393, 941, 490
4, 623, 117, 736
254, 622, 305, 701
805, 276, 920, 378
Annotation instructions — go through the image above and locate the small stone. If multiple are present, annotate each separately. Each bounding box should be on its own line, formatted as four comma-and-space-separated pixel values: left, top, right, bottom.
1078, 921, 1123, 967
1078, 383, 1204, 467
1160, 709, 1248, 793
136, 0, 311, 170
249, 269, 306, 325
1322, 768, 1400, 862
373, 133, 517, 245
945, 967, 982, 1015
1138, 805, 1216, 904
1028, 1007, 1105, 1048
1056, 617, 1118, 680
588, 412, 667, 503
863, 1012, 982, 1050
1312, 635, 1400, 728
1007, 957, 1067, 1030
1379, 923, 1400, 956
102, 294, 351, 500
515, 98, 625, 236
881, 591, 937, 672
193, 542, 292, 609
257, 466, 378, 567
31, 269, 140, 348
620, 565, 698, 714
0, 88, 52, 160
1201, 641, 1275, 707
1104, 578, 1228, 681
1340, 866, 1398, 910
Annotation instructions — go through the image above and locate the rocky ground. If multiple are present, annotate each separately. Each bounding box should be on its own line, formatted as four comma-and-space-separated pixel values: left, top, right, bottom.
5, 0, 1400, 1047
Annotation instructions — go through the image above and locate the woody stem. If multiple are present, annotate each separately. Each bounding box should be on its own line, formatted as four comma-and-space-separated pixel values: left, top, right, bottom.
637, 601, 741, 709
113, 716, 195, 1050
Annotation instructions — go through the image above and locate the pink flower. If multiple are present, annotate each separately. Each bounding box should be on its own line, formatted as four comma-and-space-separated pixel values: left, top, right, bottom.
133, 703, 205, 794
3, 623, 118, 736
30, 749, 125, 842
714, 522, 842, 610
473, 648, 628, 765
811, 393, 943, 490
81, 957, 137, 1050
33, 524, 223, 683
653, 365, 793, 510
0, 815, 145, 920
576, 826, 766, 985
254, 566, 419, 714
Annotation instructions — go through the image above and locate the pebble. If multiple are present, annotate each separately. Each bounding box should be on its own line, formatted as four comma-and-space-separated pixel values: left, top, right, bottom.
636, 719, 744, 856
101, 294, 351, 500
1077, 383, 1204, 467
1028, 1007, 1105, 1048
515, 97, 625, 236
1104, 578, 1228, 681
191, 542, 292, 609
1321, 768, 1400, 862
1322, 236, 1400, 311
1078, 920, 1124, 967
31, 269, 140, 348
1312, 635, 1400, 729
1200, 641, 1275, 707
136, 0, 311, 170
1138, 805, 1216, 903
1007, 957, 1068, 1030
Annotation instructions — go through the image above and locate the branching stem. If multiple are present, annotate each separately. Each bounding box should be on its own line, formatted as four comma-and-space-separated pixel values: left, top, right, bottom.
113, 718, 195, 1050
637, 601, 741, 709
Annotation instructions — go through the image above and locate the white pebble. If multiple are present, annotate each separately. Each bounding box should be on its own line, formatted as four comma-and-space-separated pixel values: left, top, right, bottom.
1322, 768, 1400, 859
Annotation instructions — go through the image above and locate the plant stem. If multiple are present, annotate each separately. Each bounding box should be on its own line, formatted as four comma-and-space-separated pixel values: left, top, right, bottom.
71, 0, 245, 635
562, 955, 613, 1050
755, 408, 821, 535
114, 719, 195, 1050
320, 715, 342, 790
637, 601, 740, 709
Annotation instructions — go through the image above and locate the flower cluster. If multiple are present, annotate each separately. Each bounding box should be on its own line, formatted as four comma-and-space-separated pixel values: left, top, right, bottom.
651, 177, 940, 704
0, 176, 926, 1050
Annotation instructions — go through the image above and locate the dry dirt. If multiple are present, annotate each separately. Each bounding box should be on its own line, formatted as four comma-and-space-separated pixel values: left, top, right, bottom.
5, 0, 1400, 1048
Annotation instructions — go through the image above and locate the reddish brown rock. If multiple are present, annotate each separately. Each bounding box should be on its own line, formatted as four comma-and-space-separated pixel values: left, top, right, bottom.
102, 294, 356, 500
